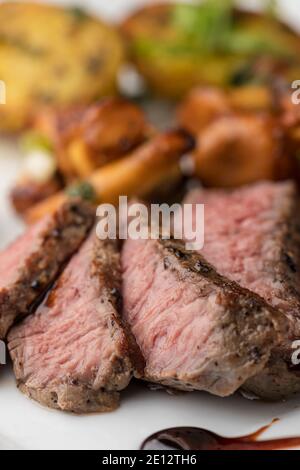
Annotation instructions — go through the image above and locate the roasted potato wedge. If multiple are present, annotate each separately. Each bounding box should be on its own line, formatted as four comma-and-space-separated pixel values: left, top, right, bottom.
0, 2, 125, 131
121, 2, 300, 98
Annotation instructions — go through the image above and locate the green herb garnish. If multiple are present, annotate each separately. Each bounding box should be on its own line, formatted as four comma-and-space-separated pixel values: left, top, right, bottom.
133, 38, 199, 57
171, 0, 291, 57
133, 1, 287, 60
67, 6, 89, 23
226, 29, 291, 57
66, 181, 96, 202
172, 0, 234, 54
0, 34, 46, 57
21, 132, 53, 154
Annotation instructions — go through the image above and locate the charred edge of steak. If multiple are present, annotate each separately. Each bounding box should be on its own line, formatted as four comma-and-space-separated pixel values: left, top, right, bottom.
243, 353, 300, 401
246, 188, 300, 399
276, 190, 300, 357
9, 236, 135, 414
15, 353, 132, 414
135, 237, 285, 395
0, 199, 95, 339
14, 353, 133, 410
93, 238, 145, 378
259, 183, 300, 326
17, 383, 120, 414
279, 189, 300, 322
159, 238, 284, 318
158, 237, 286, 343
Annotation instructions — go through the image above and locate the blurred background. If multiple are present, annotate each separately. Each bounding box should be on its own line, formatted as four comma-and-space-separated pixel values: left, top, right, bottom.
34, 1, 300, 25
37, 1, 300, 28
1, 0, 300, 247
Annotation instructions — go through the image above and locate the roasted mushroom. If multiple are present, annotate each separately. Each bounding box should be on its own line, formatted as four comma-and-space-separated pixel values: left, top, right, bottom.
25, 129, 194, 223
11, 99, 153, 214
192, 114, 286, 187
31, 99, 152, 181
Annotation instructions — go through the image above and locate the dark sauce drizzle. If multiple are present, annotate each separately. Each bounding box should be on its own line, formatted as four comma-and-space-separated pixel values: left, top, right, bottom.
141, 420, 300, 450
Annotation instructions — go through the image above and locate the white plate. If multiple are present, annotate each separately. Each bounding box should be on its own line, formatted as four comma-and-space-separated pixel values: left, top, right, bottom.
0, 0, 300, 451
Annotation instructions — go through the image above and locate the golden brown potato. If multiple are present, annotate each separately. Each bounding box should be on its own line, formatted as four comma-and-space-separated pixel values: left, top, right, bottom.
25, 129, 194, 223
0, 2, 125, 131
121, 2, 300, 98
193, 115, 285, 187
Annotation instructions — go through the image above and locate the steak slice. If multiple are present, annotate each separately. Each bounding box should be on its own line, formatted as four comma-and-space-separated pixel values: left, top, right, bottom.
8, 233, 142, 413
184, 181, 300, 399
121, 237, 284, 397
0, 200, 94, 339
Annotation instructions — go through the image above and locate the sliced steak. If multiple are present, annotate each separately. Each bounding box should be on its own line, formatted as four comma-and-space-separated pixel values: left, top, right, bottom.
0, 200, 94, 339
8, 233, 142, 413
121, 237, 283, 397
184, 181, 300, 399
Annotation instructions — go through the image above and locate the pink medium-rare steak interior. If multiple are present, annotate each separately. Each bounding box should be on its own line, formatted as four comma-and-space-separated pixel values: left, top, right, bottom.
0, 217, 48, 289
184, 181, 300, 399
185, 181, 300, 315
121, 237, 283, 397
8, 232, 135, 413
11, 239, 115, 385
0, 200, 94, 339
122, 240, 216, 373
